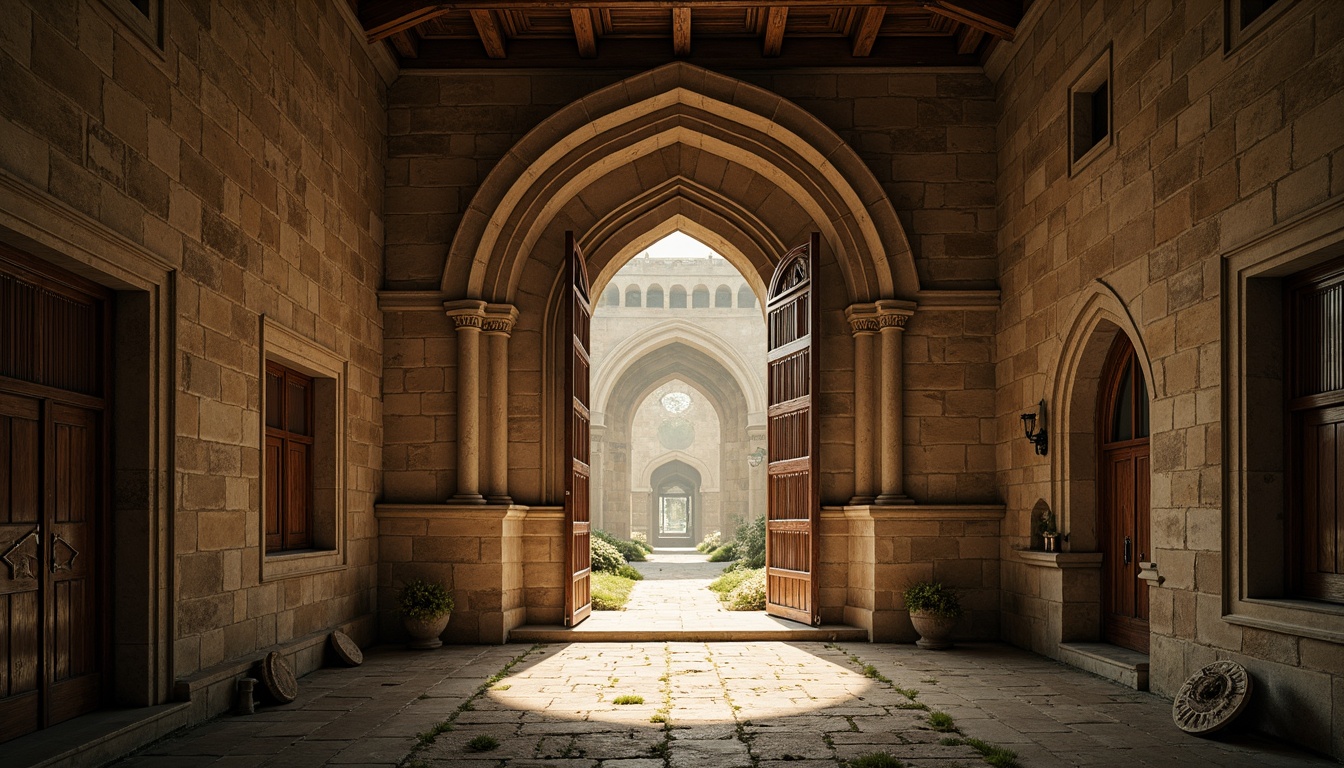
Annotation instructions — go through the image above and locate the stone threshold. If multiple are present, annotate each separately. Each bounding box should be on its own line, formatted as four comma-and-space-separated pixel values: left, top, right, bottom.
6, 702, 192, 768
1058, 642, 1150, 690
508, 624, 868, 642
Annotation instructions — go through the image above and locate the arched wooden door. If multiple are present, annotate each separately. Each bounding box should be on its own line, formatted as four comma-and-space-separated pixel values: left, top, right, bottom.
765, 234, 820, 625
1099, 335, 1150, 653
563, 232, 593, 627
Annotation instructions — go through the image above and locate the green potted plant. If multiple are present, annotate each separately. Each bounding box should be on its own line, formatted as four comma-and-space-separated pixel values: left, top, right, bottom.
1038, 508, 1059, 552
902, 581, 962, 650
398, 578, 454, 649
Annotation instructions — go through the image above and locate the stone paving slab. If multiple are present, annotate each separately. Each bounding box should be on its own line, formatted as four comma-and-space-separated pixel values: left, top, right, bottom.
105, 641, 1333, 768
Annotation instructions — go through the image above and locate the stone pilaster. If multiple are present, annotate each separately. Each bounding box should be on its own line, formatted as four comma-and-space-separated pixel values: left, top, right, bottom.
483, 303, 518, 504
445, 300, 488, 503
874, 300, 915, 505
846, 304, 880, 504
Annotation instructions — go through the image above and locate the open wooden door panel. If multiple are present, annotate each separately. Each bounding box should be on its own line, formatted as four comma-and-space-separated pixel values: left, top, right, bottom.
563, 231, 593, 626
764, 233, 821, 625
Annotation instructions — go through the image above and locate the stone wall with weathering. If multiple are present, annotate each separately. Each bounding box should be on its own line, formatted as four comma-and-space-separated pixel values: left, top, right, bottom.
991, 0, 1344, 756
0, 0, 387, 686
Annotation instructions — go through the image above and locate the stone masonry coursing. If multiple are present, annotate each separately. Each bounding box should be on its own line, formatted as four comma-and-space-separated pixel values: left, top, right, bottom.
991, 0, 1344, 756
0, 0, 388, 717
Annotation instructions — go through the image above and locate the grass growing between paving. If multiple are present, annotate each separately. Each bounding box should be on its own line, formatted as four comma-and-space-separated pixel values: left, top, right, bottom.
592, 571, 638, 610
846, 753, 906, 768
403, 643, 542, 761
828, 645, 1020, 768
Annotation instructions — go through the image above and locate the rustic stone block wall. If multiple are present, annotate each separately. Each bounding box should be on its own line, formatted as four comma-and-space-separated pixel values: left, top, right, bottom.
0, 0, 387, 707
992, 0, 1344, 756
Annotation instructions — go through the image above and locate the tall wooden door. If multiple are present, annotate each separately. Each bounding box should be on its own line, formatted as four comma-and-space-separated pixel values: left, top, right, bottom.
563, 232, 593, 627
765, 234, 821, 625
1099, 335, 1150, 653
0, 250, 109, 743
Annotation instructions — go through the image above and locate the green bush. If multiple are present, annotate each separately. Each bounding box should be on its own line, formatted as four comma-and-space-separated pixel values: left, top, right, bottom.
707, 543, 738, 562
594, 529, 647, 562
591, 537, 626, 573
615, 562, 644, 581
630, 532, 653, 554
733, 515, 766, 569
723, 569, 766, 610
708, 568, 754, 595
398, 579, 454, 620
592, 571, 637, 610
902, 581, 963, 619
695, 530, 723, 553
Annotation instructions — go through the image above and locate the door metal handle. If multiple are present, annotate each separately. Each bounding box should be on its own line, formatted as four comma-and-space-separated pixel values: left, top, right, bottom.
1123, 536, 1132, 566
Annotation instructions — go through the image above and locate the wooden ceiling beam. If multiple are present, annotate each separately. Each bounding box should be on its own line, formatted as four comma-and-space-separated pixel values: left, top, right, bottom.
390, 29, 421, 57
762, 6, 787, 57
571, 8, 598, 58
672, 7, 692, 56
469, 8, 508, 58
851, 6, 884, 57
923, 0, 1019, 41
404, 34, 979, 69
955, 25, 984, 55
361, 2, 450, 43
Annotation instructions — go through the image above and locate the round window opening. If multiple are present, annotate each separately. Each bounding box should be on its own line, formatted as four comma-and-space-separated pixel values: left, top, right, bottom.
658, 418, 695, 450
661, 392, 691, 414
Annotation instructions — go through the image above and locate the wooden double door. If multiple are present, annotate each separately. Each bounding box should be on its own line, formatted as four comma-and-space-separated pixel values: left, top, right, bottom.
0, 252, 109, 743
563, 232, 822, 627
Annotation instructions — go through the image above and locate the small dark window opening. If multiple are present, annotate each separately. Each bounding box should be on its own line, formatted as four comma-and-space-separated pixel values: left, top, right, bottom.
692, 287, 710, 308
670, 286, 687, 308
647, 285, 665, 308
715, 286, 732, 308
625, 287, 641, 307
1073, 81, 1110, 161
1240, 0, 1280, 28
266, 362, 314, 552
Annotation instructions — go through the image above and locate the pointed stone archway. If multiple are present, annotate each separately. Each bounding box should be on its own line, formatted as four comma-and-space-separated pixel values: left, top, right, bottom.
379, 62, 1008, 643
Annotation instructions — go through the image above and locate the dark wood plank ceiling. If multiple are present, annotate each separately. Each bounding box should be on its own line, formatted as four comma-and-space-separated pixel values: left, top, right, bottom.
357, 1, 1025, 69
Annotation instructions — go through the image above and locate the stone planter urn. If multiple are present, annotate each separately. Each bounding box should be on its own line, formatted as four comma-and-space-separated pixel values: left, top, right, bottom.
403, 613, 451, 650
909, 611, 958, 650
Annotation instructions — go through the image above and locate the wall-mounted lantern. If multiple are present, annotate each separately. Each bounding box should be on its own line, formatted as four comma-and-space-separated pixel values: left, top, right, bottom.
1021, 399, 1048, 456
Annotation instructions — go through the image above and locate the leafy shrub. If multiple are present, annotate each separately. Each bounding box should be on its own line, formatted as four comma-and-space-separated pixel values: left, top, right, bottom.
723, 569, 766, 610
902, 581, 962, 618
695, 530, 723, 553
708, 568, 754, 595
592, 571, 637, 610
590, 537, 626, 573
398, 579, 454, 620
732, 515, 766, 569
630, 531, 653, 553
594, 529, 647, 562
615, 562, 644, 581
707, 543, 738, 562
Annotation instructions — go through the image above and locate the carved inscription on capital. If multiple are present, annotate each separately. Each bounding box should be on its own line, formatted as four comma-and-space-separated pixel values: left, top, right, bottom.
448, 313, 484, 330
877, 312, 910, 329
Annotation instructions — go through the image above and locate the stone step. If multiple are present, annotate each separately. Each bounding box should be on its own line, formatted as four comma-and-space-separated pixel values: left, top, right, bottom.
508, 624, 869, 643
1058, 642, 1150, 690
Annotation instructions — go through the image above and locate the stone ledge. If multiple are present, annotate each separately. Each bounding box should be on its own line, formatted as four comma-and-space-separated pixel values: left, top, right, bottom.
1058, 642, 1149, 691
823, 504, 1006, 521
7, 702, 192, 768
1014, 549, 1104, 568
375, 503, 530, 520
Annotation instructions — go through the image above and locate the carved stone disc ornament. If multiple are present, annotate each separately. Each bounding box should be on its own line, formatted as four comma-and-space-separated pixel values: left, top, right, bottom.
260, 651, 298, 704
330, 630, 363, 667
1172, 661, 1252, 735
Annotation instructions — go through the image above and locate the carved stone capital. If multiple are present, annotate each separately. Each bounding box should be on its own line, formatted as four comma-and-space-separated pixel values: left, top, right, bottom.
874, 299, 917, 331
844, 303, 880, 335
444, 299, 488, 330
482, 303, 519, 335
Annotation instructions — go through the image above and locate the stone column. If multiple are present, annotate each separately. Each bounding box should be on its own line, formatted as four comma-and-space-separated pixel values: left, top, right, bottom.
445, 300, 487, 503
846, 304, 879, 504
483, 304, 518, 504
874, 300, 916, 505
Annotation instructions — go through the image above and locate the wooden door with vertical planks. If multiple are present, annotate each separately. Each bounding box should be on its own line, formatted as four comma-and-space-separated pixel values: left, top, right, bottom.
1099, 334, 1151, 653
0, 249, 109, 743
765, 234, 821, 625
563, 232, 593, 626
